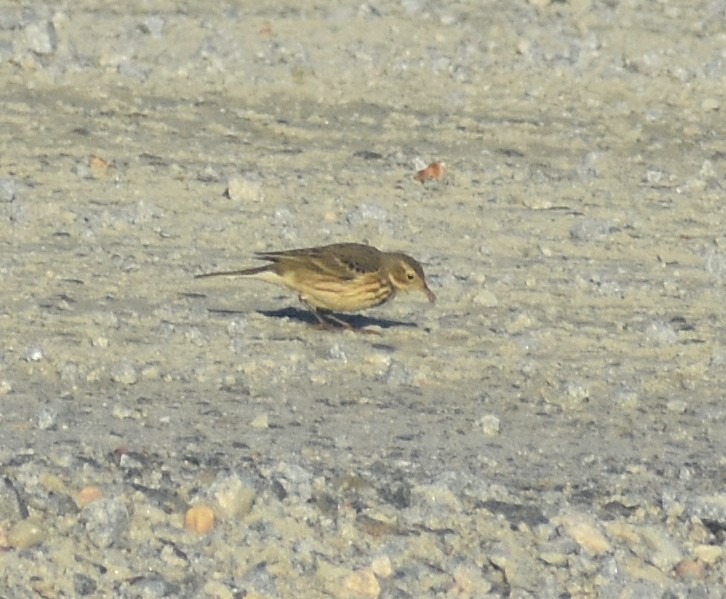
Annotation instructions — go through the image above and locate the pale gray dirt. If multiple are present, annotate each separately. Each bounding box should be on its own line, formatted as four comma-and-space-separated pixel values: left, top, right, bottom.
0, 1, 725, 598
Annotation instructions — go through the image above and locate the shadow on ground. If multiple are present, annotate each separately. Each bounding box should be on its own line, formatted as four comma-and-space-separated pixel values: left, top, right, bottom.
206, 306, 417, 330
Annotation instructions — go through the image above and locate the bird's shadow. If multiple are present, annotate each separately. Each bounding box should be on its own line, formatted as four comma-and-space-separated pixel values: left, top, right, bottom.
207, 306, 417, 330
264, 307, 418, 330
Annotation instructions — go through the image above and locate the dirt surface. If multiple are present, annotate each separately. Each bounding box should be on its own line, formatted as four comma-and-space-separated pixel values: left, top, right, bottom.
1, 1, 725, 597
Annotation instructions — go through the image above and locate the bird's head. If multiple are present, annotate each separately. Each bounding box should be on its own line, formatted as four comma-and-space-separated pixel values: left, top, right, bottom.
386, 253, 436, 302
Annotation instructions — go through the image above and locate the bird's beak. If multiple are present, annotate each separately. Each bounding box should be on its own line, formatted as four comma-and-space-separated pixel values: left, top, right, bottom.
423, 285, 436, 302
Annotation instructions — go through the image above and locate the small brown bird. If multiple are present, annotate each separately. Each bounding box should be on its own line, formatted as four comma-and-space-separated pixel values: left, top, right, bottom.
196, 242, 435, 329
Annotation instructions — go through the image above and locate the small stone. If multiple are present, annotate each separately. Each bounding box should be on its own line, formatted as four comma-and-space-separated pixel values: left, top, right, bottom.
693, 544, 722, 564
622, 561, 672, 587
74, 573, 98, 596
701, 98, 719, 112
412, 483, 461, 511
570, 218, 615, 241
346, 203, 389, 225
341, 568, 380, 598
7, 519, 45, 550
23, 21, 57, 55
0, 380, 11, 396
645, 320, 678, 346
370, 555, 393, 578
250, 413, 269, 429
385, 360, 416, 386
688, 494, 726, 524
488, 540, 541, 591
77, 486, 103, 506
184, 504, 215, 535
200, 580, 235, 599
208, 473, 256, 519
111, 362, 138, 385
555, 512, 611, 555
160, 542, 189, 568
538, 551, 569, 566
675, 559, 705, 579
475, 414, 500, 436
506, 312, 535, 334
639, 526, 683, 571
25, 347, 44, 362
328, 343, 348, 362
606, 521, 640, 545
665, 399, 688, 413
413, 161, 445, 183
471, 289, 498, 307
37, 409, 57, 430
118, 59, 149, 82
82, 497, 130, 549
142, 16, 165, 37
452, 564, 492, 594
6, 518, 46, 551
614, 388, 639, 410
226, 175, 263, 202
0, 177, 22, 202
141, 364, 160, 380
111, 405, 142, 420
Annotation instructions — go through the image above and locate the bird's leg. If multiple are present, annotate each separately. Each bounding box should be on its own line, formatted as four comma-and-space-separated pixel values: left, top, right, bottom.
320, 311, 356, 330
298, 297, 344, 330
322, 312, 381, 335
298, 297, 379, 334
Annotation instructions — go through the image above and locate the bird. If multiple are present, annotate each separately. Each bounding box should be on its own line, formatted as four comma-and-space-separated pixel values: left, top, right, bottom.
195, 242, 436, 330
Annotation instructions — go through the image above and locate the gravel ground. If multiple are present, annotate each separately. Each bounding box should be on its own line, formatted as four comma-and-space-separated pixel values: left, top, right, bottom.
1, 1, 725, 597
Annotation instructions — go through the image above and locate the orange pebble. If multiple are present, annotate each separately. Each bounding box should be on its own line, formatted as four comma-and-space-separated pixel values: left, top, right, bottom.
89, 154, 111, 170
77, 486, 103, 505
185, 504, 215, 535
414, 161, 445, 183
674, 559, 705, 579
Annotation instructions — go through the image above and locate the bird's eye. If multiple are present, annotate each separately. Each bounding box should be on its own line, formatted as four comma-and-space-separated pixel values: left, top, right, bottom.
407, 272, 415, 280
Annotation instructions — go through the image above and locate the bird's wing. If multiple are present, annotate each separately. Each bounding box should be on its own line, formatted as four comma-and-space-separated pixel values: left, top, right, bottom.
255, 244, 380, 280
327, 244, 381, 275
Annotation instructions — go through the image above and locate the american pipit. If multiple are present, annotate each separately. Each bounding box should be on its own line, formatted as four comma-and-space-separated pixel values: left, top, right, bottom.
196, 242, 436, 329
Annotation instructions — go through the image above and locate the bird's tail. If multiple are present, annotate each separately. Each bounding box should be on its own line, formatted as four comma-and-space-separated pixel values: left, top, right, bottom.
195, 265, 270, 279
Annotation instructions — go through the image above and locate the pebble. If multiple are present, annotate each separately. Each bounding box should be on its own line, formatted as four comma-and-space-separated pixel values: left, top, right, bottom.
644, 320, 678, 346
346, 203, 389, 225
701, 97, 719, 111
370, 555, 393, 578
7, 518, 45, 549
0, 177, 23, 202
110, 362, 138, 385
22, 20, 57, 55
471, 289, 498, 307
452, 564, 492, 594
555, 512, 612, 555
570, 218, 616, 241
226, 175, 263, 203
250, 412, 270, 429
340, 568, 380, 598
638, 525, 683, 571
488, 539, 541, 592
475, 413, 501, 436
206, 472, 257, 519
693, 544, 722, 564
688, 493, 726, 524
184, 504, 215, 534
80, 497, 130, 549
675, 559, 705, 580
